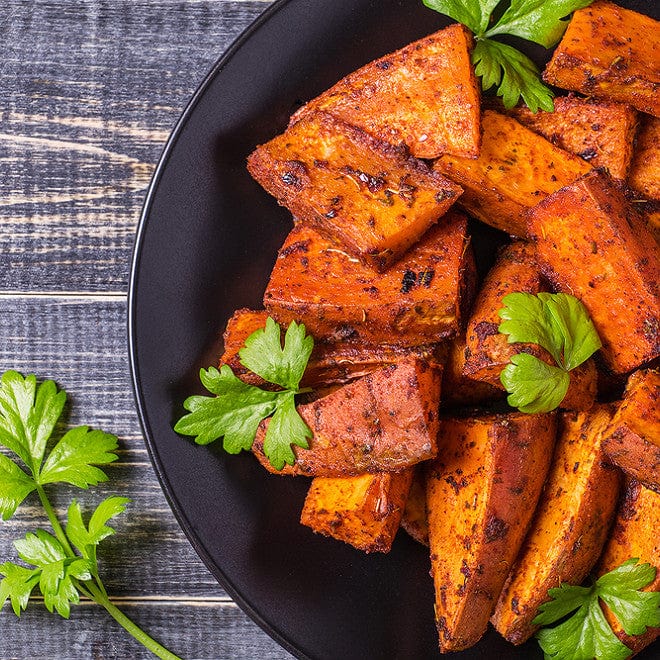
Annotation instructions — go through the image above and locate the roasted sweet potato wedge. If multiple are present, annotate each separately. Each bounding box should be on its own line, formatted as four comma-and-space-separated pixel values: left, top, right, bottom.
440, 334, 504, 408
220, 308, 441, 388
597, 480, 660, 655
426, 411, 557, 652
629, 115, 660, 201
252, 357, 442, 476
492, 407, 621, 645
292, 24, 480, 159
505, 95, 638, 180
462, 241, 597, 411
433, 110, 592, 236
543, 1, 660, 117
247, 110, 462, 270
528, 170, 660, 374
603, 369, 660, 492
264, 212, 474, 347
300, 470, 413, 553
400, 466, 429, 547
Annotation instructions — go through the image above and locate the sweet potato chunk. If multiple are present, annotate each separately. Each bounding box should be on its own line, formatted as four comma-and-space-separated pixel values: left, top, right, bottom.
597, 480, 660, 655
440, 335, 504, 408
629, 115, 660, 201
528, 170, 660, 374
252, 358, 442, 476
492, 408, 621, 644
543, 1, 660, 117
603, 369, 660, 492
400, 466, 429, 546
426, 411, 557, 652
247, 110, 462, 270
433, 110, 591, 236
220, 308, 440, 388
505, 95, 638, 179
291, 24, 480, 159
300, 470, 413, 553
264, 212, 474, 347
463, 242, 597, 411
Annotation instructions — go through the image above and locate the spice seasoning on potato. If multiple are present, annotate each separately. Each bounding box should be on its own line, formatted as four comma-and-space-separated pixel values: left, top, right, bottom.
492, 407, 621, 645
629, 115, 660, 201
252, 357, 442, 476
433, 110, 592, 237
426, 411, 557, 652
247, 110, 462, 270
527, 170, 660, 374
263, 211, 474, 347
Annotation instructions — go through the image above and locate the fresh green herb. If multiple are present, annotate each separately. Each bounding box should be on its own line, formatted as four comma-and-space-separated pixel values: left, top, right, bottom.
175, 317, 314, 470
422, 0, 594, 111
0, 370, 180, 660
533, 558, 660, 660
498, 292, 601, 413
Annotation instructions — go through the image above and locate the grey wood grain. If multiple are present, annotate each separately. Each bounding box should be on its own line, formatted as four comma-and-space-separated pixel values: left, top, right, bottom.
0, 0, 296, 657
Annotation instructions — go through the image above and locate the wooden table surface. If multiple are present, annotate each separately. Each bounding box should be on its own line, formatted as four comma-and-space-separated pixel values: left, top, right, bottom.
1, 1, 293, 657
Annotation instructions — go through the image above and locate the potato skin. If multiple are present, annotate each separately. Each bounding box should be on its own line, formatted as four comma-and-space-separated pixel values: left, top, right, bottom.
543, 1, 660, 117
220, 308, 441, 389
629, 115, 660, 201
291, 24, 480, 159
603, 369, 660, 492
252, 358, 442, 476
264, 212, 474, 347
527, 170, 660, 374
433, 110, 591, 237
300, 470, 413, 554
492, 408, 621, 645
505, 95, 638, 180
247, 110, 461, 270
462, 241, 597, 411
426, 411, 557, 652
597, 480, 660, 654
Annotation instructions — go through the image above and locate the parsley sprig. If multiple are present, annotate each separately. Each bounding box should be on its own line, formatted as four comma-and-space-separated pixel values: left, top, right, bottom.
0, 371, 179, 660
534, 559, 660, 659
175, 317, 314, 470
423, 0, 593, 111
498, 292, 601, 413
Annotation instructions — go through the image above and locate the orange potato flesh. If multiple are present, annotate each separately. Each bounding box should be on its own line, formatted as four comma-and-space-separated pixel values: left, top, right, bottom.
263, 212, 474, 347
462, 241, 597, 411
597, 480, 660, 654
629, 115, 660, 201
247, 110, 462, 270
426, 411, 557, 652
220, 308, 441, 389
492, 408, 621, 645
543, 1, 660, 117
300, 470, 413, 554
291, 24, 481, 159
252, 358, 442, 476
433, 110, 592, 236
505, 95, 638, 180
400, 466, 429, 547
527, 170, 660, 374
603, 369, 660, 492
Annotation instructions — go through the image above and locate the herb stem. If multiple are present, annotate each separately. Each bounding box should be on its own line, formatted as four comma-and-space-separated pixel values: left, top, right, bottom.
36, 485, 76, 556
84, 582, 182, 660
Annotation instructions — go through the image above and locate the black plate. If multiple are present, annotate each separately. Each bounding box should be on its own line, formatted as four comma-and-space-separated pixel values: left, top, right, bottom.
129, 1, 658, 658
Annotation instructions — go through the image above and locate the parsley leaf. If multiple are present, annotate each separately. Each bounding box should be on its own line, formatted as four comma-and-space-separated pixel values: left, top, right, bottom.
422, 0, 500, 35
534, 559, 660, 660
498, 292, 601, 412
472, 39, 555, 112
0, 454, 36, 520
175, 318, 314, 469
500, 353, 569, 413
423, 0, 594, 111
0, 561, 41, 616
485, 0, 593, 48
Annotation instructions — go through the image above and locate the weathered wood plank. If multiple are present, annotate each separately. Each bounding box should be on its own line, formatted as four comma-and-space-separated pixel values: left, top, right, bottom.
1, 0, 273, 293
